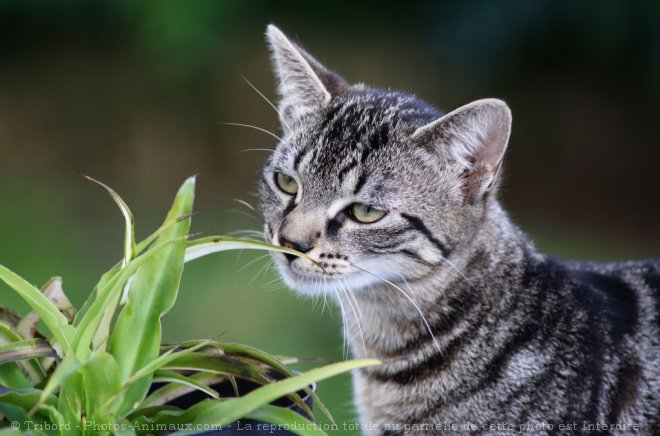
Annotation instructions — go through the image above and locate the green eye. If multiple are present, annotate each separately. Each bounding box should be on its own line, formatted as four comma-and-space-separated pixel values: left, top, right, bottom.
350, 203, 386, 223
275, 172, 298, 195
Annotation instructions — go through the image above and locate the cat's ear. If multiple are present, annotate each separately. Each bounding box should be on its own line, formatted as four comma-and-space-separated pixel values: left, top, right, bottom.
266, 24, 347, 129
412, 98, 512, 204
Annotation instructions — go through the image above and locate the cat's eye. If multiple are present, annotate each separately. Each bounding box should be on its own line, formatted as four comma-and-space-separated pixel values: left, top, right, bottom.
275, 172, 298, 195
349, 203, 386, 224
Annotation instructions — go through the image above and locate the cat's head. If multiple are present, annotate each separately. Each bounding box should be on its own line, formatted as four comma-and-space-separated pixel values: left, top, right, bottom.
259, 25, 511, 295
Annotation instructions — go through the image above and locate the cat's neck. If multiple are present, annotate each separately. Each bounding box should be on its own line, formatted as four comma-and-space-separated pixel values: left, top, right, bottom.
341, 200, 535, 359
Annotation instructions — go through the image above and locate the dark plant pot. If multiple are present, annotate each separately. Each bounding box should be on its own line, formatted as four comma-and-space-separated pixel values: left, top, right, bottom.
157, 377, 315, 436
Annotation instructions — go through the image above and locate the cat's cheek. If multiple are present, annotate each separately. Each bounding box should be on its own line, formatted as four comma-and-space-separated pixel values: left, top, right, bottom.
272, 261, 302, 291
418, 245, 444, 264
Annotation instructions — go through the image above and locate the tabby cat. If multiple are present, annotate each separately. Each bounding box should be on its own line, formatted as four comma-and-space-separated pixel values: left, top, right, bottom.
258, 25, 660, 435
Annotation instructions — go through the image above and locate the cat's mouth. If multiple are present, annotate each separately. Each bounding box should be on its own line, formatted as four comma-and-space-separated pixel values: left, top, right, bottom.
276, 252, 351, 276
271, 251, 357, 294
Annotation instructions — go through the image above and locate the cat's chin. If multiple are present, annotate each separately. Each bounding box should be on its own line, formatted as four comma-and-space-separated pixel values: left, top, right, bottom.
277, 267, 349, 295
275, 263, 384, 296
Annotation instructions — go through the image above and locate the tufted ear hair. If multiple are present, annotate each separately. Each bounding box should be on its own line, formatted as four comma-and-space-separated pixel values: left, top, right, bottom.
411, 98, 512, 204
266, 24, 347, 130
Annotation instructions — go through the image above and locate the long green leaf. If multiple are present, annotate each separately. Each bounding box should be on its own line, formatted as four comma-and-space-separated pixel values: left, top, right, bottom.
0, 266, 73, 354
193, 359, 380, 426
184, 236, 308, 263
152, 370, 219, 399
109, 176, 195, 417
142, 371, 221, 407
161, 352, 266, 381
83, 177, 137, 351
84, 175, 136, 268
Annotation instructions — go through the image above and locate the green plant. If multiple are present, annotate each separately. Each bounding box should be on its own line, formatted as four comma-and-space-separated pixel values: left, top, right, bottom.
0, 176, 379, 435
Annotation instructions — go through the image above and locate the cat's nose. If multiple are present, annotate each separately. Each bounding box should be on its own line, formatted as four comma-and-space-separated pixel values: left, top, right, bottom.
279, 235, 312, 262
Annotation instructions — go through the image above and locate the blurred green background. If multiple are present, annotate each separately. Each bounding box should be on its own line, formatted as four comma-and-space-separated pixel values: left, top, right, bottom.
1, 0, 659, 433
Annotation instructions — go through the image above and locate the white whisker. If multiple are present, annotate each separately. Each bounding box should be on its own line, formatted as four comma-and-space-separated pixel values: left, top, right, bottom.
232, 148, 275, 154
225, 209, 260, 221
234, 198, 257, 211
349, 262, 441, 353
238, 253, 271, 274
338, 278, 367, 357
438, 255, 475, 290
332, 280, 350, 359
217, 122, 283, 142
241, 75, 294, 135
341, 277, 365, 319
262, 275, 287, 290
321, 292, 328, 315
228, 229, 265, 241
250, 257, 275, 284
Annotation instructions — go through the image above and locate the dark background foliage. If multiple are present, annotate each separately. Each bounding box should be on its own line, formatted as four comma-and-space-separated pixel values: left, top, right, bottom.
1, 1, 658, 431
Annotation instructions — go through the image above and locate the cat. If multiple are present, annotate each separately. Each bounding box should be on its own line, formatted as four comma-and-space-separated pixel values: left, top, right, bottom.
257, 25, 660, 435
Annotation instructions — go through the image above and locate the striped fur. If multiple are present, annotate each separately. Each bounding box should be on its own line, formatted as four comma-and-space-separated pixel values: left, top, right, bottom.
258, 25, 660, 434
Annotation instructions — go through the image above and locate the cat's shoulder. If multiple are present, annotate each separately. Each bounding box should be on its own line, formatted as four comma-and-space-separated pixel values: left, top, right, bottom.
562, 258, 660, 289
554, 257, 660, 332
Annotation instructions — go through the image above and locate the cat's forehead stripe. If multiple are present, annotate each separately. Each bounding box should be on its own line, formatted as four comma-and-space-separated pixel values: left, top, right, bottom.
292, 145, 309, 170
307, 99, 398, 182
352, 172, 368, 195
